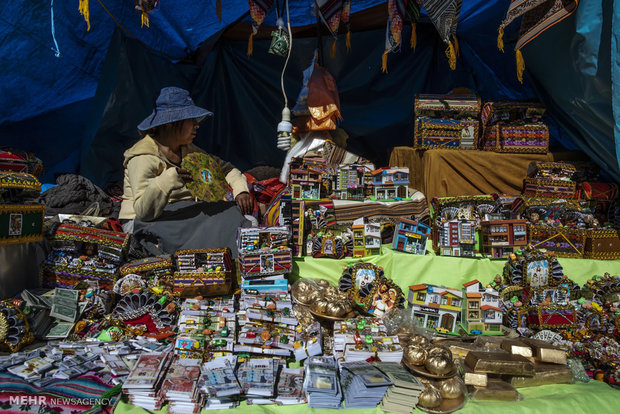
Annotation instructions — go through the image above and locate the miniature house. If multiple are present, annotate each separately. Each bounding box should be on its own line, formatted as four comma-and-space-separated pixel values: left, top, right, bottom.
437, 218, 476, 257
289, 158, 331, 200
461, 280, 503, 334
392, 218, 431, 255
370, 167, 409, 201
480, 219, 527, 258
352, 219, 382, 257
407, 284, 462, 332
335, 164, 374, 200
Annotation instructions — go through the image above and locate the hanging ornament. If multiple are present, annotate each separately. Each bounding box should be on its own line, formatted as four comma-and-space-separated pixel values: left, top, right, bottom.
342, 1, 352, 51
498, 0, 579, 83
316, 0, 344, 58
382, 0, 407, 73
79, 0, 90, 31
406, 0, 421, 50
420, 0, 462, 70
134, 0, 160, 28
248, 0, 275, 55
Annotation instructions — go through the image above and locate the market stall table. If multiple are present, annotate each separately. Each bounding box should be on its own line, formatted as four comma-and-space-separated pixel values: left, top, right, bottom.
389, 147, 584, 201
113, 243, 620, 413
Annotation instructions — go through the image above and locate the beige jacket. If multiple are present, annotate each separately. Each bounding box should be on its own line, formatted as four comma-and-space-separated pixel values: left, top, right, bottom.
119, 135, 248, 221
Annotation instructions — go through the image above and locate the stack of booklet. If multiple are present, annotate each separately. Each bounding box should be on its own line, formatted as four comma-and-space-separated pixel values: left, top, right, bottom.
162, 358, 202, 414
237, 358, 277, 404
122, 351, 172, 411
373, 362, 425, 413
339, 361, 392, 408
274, 367, 306, 405
303, 356, 342, 409
197, 356, 241, 409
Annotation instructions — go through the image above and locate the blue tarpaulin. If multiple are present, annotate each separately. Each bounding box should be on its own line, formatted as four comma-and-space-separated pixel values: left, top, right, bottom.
0, 0, 618, 185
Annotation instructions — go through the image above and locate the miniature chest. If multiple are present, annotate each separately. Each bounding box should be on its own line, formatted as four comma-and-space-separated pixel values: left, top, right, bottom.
173, 248, 233, 297
119, 254, 175, 288
479, 102, 548, 153
523, 162, 578, 199
237, 226, 292, 278
0, 172, 44, 246
414, 94, 481, 150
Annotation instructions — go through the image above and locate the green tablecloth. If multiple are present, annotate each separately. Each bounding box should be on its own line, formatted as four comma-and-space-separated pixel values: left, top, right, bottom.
114, 244, 620, 413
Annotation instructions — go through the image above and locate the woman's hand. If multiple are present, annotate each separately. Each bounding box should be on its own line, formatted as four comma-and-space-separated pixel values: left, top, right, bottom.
235, 192, 253, 215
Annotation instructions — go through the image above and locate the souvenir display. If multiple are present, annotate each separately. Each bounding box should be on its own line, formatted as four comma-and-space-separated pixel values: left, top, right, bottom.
414, 94, 481, 150
479, 101, 549, 153
237, 226, 292, 277
118, 254, 175, 289
181, 152, 229, 202
333, 163, 375, 200
309, 230, 350, 259
173, 248, 233, 297
369, 167, 410, 201
349, 218, 382, 257
0, 171, 44, 245
523, 161, 578, 200
0, 148, 44, 176
289, 157, 332, 200
408, 284, 463, 333
359, 278, 405, 317
392, 218, 431, 255
41, 223, 129, 290
339, 262, 384, 301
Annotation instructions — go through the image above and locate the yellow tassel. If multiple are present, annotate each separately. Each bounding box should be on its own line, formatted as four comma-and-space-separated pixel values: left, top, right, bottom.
346, 31, 351, 51
498, 26, 505, 53
516, 48, 525, 83
247, 32, 254, 56
410, 23, 417, 50
79, 0, 90, 31
141, 10, 149, 28
445, 42, 456, 70
217, 0, 222, 22
453, 35, 460, 57
331, 38, 337, 58
381, 50, 389, 73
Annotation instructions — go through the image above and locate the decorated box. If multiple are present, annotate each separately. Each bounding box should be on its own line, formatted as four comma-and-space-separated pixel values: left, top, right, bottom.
528, 224, 587, 258
0, 204, 44, 245
237, 226, 292, 277
0, 148, 44, 177
173, 248, 233, 297
511, 196, 582, 223
0, 171, 41, 204
119, 254, 175, 288
584, 228, 620, 260
479, 102, 548, 153
41, 224, 129, 289
414, 94, 481, 150
524, 162, 577, 199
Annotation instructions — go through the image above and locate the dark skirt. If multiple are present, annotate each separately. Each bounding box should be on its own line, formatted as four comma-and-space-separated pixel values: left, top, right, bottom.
132, 200, 251, 257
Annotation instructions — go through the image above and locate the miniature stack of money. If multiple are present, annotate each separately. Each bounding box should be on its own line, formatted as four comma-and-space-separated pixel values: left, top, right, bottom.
162, 358, 203, 414
122, 351, 172, 411
339, 361, 393, 408
373, 361, 424, 413
334, 317, 402, 362
236, 357, 278, 403
275, 367, 306, 405
197, 355, 241, 409
303, 356, 342, 409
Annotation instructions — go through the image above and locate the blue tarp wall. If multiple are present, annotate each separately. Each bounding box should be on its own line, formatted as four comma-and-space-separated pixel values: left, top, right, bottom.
0, 0, 618, 186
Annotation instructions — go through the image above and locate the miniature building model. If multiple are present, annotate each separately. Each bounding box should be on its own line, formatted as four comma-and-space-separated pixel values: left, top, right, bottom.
351, 219, 382, 257
289, 158, 330, 200
335, 164, 374, 200
438, 219, 476, 257
370, 167, 409, 201
480, 219, 527, 258
407, 284, 462, 332
392, 218, 431, 254
461, 280, 503, 334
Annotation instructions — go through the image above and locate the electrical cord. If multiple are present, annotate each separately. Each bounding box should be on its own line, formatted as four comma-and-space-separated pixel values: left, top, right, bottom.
280, 0, 292, 108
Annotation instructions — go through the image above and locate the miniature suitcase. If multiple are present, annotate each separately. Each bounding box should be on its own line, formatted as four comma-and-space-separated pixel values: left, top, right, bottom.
528, 224, 587, 258
0, 148, 44, 177
414, 94, 481, 150
119, 254, 175, 288
479, 102, 548, 153
237, 226, 292, 277
173, 248, 233, 297
40, 223, 130, 289
0, 172, 44, 245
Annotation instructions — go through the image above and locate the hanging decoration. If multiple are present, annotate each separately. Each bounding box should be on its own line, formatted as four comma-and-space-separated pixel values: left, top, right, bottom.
248, 0, 275, 55
382, 0, 416, 73
406, 0, 421, 50
316, 0, 344, 58
79, 0, 90, 31
134, 0, 160, 28
420, 0, 462, 70
498, 0, 579, 83
342, 0, 351, 51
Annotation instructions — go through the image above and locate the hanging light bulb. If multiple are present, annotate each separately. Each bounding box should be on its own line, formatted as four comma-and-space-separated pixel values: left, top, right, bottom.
276, 0, 293, 151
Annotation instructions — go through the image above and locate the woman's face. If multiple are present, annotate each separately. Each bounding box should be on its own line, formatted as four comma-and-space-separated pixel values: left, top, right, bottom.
176, 118, 199, 146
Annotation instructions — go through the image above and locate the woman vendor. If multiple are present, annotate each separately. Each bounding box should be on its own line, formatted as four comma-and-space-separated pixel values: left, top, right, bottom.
119, 86, 253, 255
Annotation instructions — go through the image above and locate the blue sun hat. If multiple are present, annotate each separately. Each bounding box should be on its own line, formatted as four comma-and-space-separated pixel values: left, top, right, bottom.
137, 87, 213, 131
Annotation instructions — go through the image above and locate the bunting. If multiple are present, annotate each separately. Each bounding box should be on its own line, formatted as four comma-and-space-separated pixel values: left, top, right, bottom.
248, 0, 275, 55
498, 0, 579, 82
420, 0, 462, 70
382, 0, 407, 73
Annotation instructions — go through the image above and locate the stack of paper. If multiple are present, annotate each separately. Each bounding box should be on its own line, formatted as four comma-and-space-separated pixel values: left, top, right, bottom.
275, 367, 306, 405
339, 361, 392, 409
237, 358, 276, 399
122, 352, 172, 411
162, 358, 202, 414
197, 356, 242, 408
373, 362, 424, 414
344, 339, 403, 362
303, 356, 342, 409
